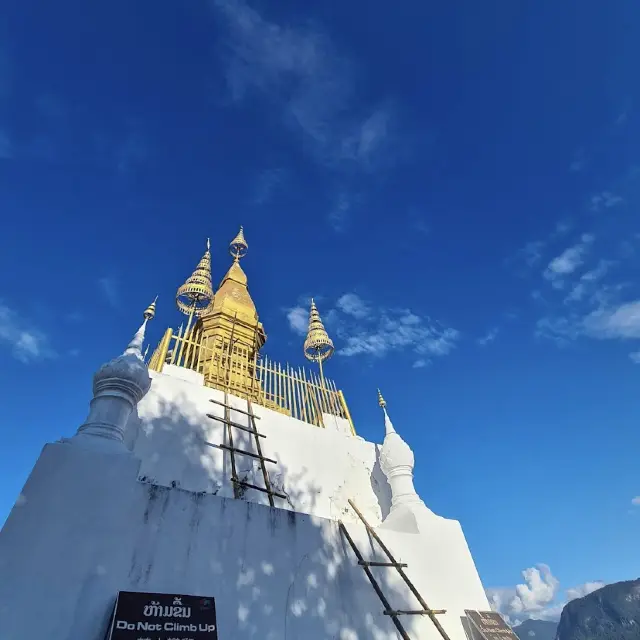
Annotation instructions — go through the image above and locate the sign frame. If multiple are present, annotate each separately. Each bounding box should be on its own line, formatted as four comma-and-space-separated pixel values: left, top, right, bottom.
463, 610, 519, 640
106, 591, 218, 640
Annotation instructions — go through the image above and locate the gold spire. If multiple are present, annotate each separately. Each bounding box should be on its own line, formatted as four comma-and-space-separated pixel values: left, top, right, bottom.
210, 227, 256, 318
197, 226, 267, 399
377, 388, 386, 408
229, 225, 248, 260
176, 240, 214, 317
304, 299, 334, 364
143, 296, 158, 321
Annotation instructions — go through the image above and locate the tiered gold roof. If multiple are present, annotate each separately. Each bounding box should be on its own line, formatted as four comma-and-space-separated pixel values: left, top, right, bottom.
303, 299, 334, 363
229, 225, 248, 259
176, 239, 214, 317
144, 296, 158, 321
147, 227, 356, 433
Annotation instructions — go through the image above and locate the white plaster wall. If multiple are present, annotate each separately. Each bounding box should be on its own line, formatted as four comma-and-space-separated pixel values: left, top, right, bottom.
0, 443, 489, 640
125, 369, 390, 525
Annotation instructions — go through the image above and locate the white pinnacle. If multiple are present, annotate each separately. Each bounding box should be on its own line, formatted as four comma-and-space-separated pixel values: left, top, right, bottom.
377, 390, 428, 532
70, 304, 155, 453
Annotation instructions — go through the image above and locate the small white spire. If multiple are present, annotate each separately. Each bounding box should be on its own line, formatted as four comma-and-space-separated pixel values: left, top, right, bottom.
124, 319, 148, 358
70, 303, 155, 453
382, 406, 396, 436
377, 390, 427, 532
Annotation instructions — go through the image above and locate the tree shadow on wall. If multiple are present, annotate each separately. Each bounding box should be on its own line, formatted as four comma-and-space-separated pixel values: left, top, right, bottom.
120, 393, 425, 640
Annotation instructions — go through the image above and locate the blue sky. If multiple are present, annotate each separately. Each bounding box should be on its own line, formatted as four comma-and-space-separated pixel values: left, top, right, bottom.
1, 0, 639, 624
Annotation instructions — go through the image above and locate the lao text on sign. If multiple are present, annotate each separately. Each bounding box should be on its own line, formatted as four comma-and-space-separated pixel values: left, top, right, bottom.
464, 610, 519, 640
107, 591, 218, 640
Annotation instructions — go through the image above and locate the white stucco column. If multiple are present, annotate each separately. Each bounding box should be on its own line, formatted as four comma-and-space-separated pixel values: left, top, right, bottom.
377, 390, 433, 532
70, 306, 154, 453
379, 404, 424, 511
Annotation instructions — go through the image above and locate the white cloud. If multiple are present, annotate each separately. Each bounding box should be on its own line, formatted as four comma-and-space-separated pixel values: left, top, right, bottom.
336, 293, 369, 319
629, 352, 640, 364
339, 108, 391, 168
631, 496, 640, 506
535, 314, 582, 345
583, 300, 640, 339
487, 565, 606, 626
521, 241, 545, 267
251, 167, 287, 205
564, 260, 613, 304
477, 328, 499, 346
0, 301, 54, 363
213, 0, 393, 171
543, 234, 594, 288
327, 192, 354, 232
565, 582, 605, 601
286, 292, 458, 363
589, 191, 623, 212
338, 305, 459, 359
98, 276, 119, 307
286, 306, 308, 336
570, 148, 587, 172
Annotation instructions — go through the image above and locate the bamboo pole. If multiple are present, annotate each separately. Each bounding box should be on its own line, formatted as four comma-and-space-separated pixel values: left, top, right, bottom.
286, 364, 293, 415
170, 325, 183, 365
338, 390, 356, 436
291, 366, 299, 420
155, 328, 173, 372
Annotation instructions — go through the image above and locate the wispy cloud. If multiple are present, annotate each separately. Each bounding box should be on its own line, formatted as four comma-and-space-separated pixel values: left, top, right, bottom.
543, 234, 594, 289
521, 241, 545, 267
589, 190, 623, 213
631, 496, 640, 506
569, 147, 587, 172
250, 167, 287, 205
0, 301, 55, 363
336, 293, 369, 319
286, 306, 308, 337
510, 220, 573, 273
487, 564, 604, 626
286, 292, 458, 363
477, 327, 499, 346
213, 0, 399, 232
99, 276, 119, 308
629, 352, 640, 364
327, 192, 356, 232
563, 259, 613, 304
213, 0, 394, 169
583, 300, 640, 339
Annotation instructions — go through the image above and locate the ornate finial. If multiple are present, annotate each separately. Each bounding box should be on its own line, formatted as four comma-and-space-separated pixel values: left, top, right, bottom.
304, 299, 334, 363
229, 226, 248, 260
143, 296, 157, 321
377, 388, 386, 409
176, 240, 214, 317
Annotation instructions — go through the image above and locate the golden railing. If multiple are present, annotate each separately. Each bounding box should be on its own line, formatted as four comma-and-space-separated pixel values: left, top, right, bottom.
148, 326, 355, 433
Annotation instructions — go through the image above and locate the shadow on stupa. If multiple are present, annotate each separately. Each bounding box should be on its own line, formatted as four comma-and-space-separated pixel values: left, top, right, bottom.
119, 394, 420, 639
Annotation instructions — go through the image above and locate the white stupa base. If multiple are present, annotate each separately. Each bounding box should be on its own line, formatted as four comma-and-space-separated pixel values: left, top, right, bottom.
0, 441, 490, 640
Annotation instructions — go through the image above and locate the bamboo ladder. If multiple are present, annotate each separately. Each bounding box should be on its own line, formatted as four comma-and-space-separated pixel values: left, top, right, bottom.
339, 499, 451, 640
206, 314, 286, 507
206, 394, 286, 506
